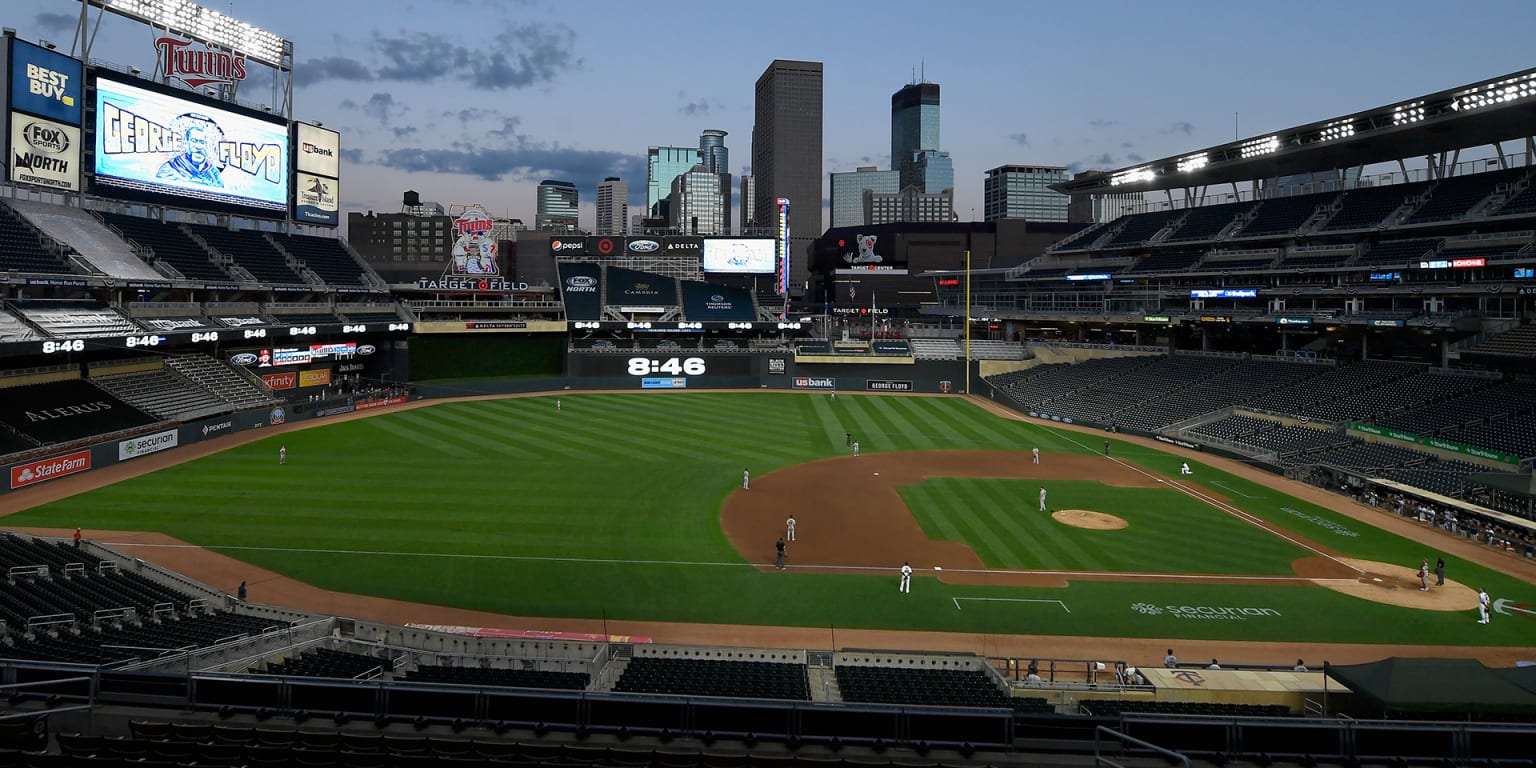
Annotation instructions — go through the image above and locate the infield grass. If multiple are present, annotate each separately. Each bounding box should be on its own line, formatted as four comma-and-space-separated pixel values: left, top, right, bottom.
6, 392, 1532, 645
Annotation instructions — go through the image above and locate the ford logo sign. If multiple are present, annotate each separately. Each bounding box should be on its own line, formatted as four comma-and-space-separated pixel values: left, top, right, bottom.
567, 276, 597, 288
358, 345, 377, 356
230, 353, 258, 365
628, 239, 660, 253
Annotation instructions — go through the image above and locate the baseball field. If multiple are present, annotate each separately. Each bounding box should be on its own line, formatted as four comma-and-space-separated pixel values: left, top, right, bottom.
4, 392, 1533, 652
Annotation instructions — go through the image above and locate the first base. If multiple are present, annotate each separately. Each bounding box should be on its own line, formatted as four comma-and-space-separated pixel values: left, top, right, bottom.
934, 566, 943, 571
873, 472, 880, 476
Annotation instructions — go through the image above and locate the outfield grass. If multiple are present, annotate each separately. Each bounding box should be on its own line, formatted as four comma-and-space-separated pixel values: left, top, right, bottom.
6, 392, 1532, 645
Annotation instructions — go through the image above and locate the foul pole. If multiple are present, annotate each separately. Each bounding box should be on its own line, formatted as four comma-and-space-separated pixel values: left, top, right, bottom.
964, 249, 971, 395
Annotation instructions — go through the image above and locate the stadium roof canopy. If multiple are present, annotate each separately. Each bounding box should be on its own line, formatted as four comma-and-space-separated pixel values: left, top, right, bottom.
1054, 68, 1536, 196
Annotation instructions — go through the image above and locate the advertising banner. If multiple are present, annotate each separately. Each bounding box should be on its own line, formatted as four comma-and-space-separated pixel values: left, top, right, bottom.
9, 111, 80, 191
556, 261, 602, 320
9, 38, 83, 124
261, 371, 297, 390
866, 379, 913, 392
702, 238, 776, 273
606, 266, 677, 310
641, 377, 687, 389
298, 369, 331, 388
792, 376, 836, 391
586, 236, 623, 257
1350, 422, 1518, 465
118, 429, 179, 461
294, 122, 341, 178
93, 75, 289, 214
293, 171, 339, 226
10, 449, 91, 489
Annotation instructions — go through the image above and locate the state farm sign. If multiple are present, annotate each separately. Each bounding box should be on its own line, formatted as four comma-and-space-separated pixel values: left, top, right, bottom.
11, 450, 91, 489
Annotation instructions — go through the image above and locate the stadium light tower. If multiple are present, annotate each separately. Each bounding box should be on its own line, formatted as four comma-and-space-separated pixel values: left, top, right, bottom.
74, 0, 295, 118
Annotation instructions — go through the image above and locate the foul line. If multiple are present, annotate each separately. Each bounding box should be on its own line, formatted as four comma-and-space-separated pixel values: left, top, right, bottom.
1210, 480, 1264, 499
953, 597, 1070, 613
98, 541, 1358, 583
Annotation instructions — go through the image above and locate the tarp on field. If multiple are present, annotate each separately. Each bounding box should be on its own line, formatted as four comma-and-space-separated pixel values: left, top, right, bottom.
1326, 658, 1536, 714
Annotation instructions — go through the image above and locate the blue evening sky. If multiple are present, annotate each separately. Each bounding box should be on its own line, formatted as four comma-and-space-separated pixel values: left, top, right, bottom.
10, 0, 1536, 232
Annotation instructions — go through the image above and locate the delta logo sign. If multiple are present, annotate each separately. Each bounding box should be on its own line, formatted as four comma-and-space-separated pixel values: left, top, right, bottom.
155, 37, 248, 89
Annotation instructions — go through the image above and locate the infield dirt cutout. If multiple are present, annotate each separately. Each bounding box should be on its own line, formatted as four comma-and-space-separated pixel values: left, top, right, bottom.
1053, 509, 1128, 530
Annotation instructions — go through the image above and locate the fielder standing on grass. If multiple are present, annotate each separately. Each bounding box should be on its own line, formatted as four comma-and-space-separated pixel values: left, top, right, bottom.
279, 445, 286, 465
1039, 486, 1048, 513
1478, 588, 1490, 624
743, 468, 750, 490
899, 562, 912, 593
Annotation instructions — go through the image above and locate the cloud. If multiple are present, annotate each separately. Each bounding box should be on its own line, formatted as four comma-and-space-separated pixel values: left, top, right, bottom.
368, 22, 578, 90
1121, 142, 1134, 149
488, 117, 522, 140
294, 57, 373, 87
393, 126, 418, 139
33, 12, 73, 36
1127, 153, 1145, 162
1089, 119, 1121, 129
340, 148, 364, 165
377, 145, 645, 191
1009, 132, 1030, 147
680, 99, 714, 117
1164, 121, 1196, 135
446, 108, 497, 128
343, 92, 409, 125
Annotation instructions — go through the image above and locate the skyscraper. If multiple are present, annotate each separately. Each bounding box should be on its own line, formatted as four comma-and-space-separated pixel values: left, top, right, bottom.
699, 129, 729, 174
983, 165, 1070, 222
752, 59, 823, 293
596, 176, 628, 235
535, 179, 580, 232
829, 166, 899, 228
891, 82, 941, 191
671, 166, 729, 235
740, 174, 757, 233
648, 145, 701, 219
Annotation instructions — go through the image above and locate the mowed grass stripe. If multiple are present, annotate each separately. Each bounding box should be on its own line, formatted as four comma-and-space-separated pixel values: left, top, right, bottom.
972, 480, 1111, 571
573, 395, 809, 465
423, 403, 585, 460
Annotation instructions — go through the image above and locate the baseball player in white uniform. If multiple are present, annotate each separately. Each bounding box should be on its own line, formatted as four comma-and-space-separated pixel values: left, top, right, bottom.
743, 468, 750, 490
1180, 462, 1192, 475
1039, 486, 1048, 513
853, 441, 860, 457
1032, 447, 1040, 465
1478, 588, 1490, 624
786, 515, 796, 542
899, 562, 912, 593
279, 446, 286, 465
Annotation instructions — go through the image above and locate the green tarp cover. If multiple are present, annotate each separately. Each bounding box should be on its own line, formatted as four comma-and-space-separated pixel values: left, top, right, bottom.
1326, 658, 1536, 713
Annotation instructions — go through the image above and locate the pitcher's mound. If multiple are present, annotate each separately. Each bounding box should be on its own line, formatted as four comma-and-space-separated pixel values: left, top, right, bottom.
1052, 509, 1127, 530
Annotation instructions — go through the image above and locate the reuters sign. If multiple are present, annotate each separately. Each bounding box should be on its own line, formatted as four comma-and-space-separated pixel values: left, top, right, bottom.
10, 450, 91, 490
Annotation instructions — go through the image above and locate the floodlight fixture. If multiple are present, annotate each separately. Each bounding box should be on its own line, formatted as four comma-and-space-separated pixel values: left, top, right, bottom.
93, 0, 287, 67
129, 66, 142, 75
40, 39, 56, 49
1393, 101, 1425, 125
1177, 153, 1209, 173
1238, 136, 1280, 159
1320, 119, 1355, 142
1110, 167, 1155, 186
1451, 72, 1536, 113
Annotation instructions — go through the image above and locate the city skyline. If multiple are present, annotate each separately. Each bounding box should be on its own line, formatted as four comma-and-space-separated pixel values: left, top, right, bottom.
5, 0, 1535, 235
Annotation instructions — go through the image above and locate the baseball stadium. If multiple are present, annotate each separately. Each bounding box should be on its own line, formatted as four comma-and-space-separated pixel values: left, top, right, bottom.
1, 4, 1536, 767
